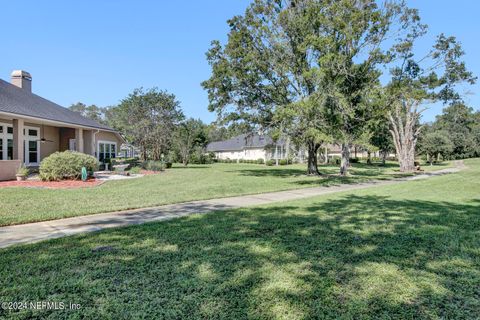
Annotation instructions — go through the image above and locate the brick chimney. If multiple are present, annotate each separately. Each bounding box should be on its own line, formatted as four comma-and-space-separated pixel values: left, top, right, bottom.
11, 70, 32, 92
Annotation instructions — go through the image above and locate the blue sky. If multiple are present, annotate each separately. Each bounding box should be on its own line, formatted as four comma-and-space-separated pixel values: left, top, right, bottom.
1, 1, 478, 124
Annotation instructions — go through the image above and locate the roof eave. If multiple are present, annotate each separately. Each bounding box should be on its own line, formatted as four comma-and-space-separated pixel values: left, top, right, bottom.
0, 110, 115, 132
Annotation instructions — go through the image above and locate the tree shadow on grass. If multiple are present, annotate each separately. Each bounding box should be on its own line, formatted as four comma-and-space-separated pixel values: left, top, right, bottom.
226, 167, 309, 178
169, 164, 213, 170
0, 195, 479, 319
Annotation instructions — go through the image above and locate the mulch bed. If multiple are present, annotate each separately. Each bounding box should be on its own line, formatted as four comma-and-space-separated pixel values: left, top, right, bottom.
0, 178, 104, 189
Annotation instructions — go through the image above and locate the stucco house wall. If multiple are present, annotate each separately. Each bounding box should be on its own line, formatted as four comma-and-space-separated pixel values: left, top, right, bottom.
38, 125, 60, 161
0, 160, 21, 181
214, 148, 268, 161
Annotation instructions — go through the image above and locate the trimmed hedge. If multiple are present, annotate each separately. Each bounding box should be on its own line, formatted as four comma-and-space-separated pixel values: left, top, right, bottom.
40, 151, 99, 181
217, 158, 265, 164
266, 159, 275, 166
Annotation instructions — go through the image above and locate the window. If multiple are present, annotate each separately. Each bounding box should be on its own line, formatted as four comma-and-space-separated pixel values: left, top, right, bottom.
23, 126, 40, 165
0, 124, 13, 161
28, 140, 38, 163
98, 141, 117, 163
7, 139, 13, 160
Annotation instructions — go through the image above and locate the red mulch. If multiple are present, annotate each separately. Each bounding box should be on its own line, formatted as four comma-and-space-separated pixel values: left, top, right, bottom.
0, 178, 104, 189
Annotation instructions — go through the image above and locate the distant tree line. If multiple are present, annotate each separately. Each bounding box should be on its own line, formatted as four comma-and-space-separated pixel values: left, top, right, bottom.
418, 104, 480, 163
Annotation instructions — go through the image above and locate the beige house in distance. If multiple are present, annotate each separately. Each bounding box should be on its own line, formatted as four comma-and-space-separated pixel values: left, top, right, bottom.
207, 133, 290, 162
0, 70, 123, 180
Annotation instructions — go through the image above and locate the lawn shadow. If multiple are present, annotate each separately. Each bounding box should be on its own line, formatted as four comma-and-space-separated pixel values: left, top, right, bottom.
1, 195, 479, 319
169, 164, 212, 169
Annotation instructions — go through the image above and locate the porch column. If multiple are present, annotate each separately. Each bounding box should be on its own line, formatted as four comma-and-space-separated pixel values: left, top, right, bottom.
75, 128, 84, 153
12, 119, 24, 161
91, 131, 98, 157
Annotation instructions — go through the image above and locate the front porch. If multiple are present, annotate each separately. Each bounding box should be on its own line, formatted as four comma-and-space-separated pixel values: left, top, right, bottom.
0, 116, 121, 180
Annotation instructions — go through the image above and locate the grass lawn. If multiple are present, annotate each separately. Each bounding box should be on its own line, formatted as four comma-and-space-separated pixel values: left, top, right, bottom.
0, 159, 478, 319
0, 160, 452, 226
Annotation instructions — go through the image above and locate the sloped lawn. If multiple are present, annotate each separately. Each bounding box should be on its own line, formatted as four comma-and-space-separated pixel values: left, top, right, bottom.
0, 159, 477, 319
0, 161, 451, 226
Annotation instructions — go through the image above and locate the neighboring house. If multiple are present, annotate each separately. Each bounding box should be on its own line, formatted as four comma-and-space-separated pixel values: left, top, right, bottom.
207, 133, 289, 161
0, 70, 123, 174
207, 134, 392, 164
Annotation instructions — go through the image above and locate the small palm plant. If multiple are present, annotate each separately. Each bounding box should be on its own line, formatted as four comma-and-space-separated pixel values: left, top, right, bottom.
16, 165, 29, 181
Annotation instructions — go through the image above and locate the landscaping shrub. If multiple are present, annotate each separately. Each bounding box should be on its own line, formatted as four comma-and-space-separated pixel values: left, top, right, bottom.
128, 166, 142, 174
190, 150, 215, 164
349, 157, 360, 163
279, 159, 288, 165
165, 162, 173, 169
330, 156, 341, 165
40, 151, 99, 181
257, 158, 264, 164
142, 161, 164, 172
266, 159, 275, 166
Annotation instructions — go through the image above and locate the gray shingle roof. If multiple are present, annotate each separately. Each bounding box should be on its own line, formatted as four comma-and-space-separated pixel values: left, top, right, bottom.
0, 79, 113, 131
207, 133, 285, 152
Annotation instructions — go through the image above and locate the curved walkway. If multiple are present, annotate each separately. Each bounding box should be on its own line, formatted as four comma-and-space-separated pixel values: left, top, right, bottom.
0, 163, 463, 249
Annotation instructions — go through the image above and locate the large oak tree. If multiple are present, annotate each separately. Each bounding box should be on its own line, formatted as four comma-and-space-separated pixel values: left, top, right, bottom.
203, 0, 423, 175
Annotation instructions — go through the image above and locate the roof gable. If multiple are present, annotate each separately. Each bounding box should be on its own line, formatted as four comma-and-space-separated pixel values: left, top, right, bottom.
207, 133, 285, 152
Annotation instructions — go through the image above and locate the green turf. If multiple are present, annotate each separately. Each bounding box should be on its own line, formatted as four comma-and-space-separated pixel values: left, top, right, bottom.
0, 161, 451, 226
0, 159, 477, 319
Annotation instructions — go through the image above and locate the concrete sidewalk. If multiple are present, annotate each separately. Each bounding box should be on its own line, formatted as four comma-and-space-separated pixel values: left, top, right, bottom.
0, 166, 461, 249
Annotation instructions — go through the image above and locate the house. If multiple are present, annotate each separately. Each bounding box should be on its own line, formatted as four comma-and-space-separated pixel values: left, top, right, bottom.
206, 133, 290, 162
0, 70, 123, 180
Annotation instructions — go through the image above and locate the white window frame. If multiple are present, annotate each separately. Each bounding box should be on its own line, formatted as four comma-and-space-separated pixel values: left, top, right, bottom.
69, 139, 76, 151
0, 122, 40, 166
0, 122, 12, 161
24, 125, 40, 166
97, 140, 117, 162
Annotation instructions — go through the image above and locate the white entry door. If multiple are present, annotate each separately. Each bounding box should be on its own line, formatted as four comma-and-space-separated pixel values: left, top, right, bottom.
24, 126, 40, 166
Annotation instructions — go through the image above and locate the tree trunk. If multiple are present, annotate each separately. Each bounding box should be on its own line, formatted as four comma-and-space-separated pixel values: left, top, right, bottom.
381, 150, 386, 166
388, 99, 422, 173
340, 143, 350, 176
367, 151, 372, 165
307, 141, 320, 175
275, 144, 279, 166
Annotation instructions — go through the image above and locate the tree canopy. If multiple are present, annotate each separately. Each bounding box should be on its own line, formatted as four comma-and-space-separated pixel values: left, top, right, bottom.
202, 0, 443, 175
107, 88, 184, 160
